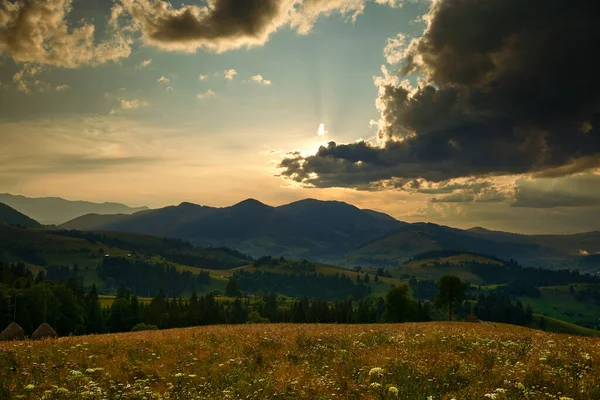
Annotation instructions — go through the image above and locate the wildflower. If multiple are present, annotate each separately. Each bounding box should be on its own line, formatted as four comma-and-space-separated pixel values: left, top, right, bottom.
388, 386, 399, 396
370, 382, 382, 389
369, 367, 384, 377
24, 384, 35, 392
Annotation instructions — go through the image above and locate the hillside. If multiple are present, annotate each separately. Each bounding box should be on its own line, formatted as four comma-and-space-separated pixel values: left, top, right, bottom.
398, 251, 505, 284
347, 222, 600, 268
59, 198, 600, 269
61, 199, 403, 259
2, 323, 599, 399
0, 226, 251, 294
0, 202, 40, 228
0, 226, 392, 301
0, 193, 148, 225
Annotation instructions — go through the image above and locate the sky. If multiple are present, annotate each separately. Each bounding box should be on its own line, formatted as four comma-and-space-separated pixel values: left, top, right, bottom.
1, 0, 599, 234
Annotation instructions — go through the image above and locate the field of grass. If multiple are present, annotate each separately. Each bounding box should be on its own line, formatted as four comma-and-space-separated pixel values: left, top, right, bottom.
532, 315, 600, 337
519, 286, 600, 327
392, 253, 506, 285
1, 322, 599, 399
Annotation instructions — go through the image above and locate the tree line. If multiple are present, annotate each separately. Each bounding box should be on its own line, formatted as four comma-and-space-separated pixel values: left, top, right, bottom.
1, 259, 581, 338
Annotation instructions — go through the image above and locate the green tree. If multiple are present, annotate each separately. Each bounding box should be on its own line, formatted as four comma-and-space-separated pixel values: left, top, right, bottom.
435, 275, 466, 321
84, 284, 104, 334
53, 284, 84, 335
263, 292, 278, 322
384, 285, 412, 322
225, 278, 240, 298
108, 297, 134, 332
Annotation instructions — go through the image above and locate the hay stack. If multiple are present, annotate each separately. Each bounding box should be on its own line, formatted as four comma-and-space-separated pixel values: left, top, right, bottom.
31, 323, 58, 340
0, 322, 25, 341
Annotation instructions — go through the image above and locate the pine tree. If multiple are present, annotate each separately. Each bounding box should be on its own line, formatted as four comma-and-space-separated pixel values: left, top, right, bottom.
225, 278, 240, 298
84, 284, 103, 333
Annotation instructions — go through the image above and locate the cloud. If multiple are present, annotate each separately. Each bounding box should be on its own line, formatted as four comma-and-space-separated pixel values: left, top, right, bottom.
223, 69, 238, 80
279, 0, 600, 190
383, 33, 407, 64
251, 75, 272, 85
117, 0, 401, 53
0, 117, 177, 185
110, 98, 149, 114
0, 0, 132, 68
137, 59, 153, 68
429, 187, 508, 204
199, 74, 209, 81
12, 64, 61, 94
119, 0, 293, 53
511, 174, 600, 209
157, 76, 171, 84
196, 89, 215, 100
13, 64, 42, 94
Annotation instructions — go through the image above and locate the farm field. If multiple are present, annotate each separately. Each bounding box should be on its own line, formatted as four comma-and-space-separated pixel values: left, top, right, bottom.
1, 323, 599, 400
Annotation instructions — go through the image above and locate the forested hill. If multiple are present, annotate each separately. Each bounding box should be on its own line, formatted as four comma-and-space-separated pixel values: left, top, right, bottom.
0, 202, 41, 228
60, 198, 600, 268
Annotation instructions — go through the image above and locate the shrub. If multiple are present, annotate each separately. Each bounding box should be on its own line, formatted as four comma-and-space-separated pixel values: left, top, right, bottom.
131, 323, 159, 332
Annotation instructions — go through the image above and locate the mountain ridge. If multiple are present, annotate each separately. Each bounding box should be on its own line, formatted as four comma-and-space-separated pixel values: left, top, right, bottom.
0, 202, 41, 228
0, 193, 149, 225
58, 198, 600, 268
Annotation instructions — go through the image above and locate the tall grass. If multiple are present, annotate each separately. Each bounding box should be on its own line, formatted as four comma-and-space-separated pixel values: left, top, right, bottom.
0, 322, 598, 399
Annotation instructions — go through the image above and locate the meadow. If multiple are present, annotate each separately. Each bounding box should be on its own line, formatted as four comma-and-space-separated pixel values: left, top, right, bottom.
1, 322, 598, 400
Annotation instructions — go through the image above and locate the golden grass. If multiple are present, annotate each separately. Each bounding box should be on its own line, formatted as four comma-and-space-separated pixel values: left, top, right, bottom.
1, 323, 598, 399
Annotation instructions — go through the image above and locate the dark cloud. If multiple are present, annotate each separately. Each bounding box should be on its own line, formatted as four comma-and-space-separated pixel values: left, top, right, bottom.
280, 0, 600, 189
430, 187, 508, 204
122, 0, 288, 52
512, 188, 600, 209
512, 174, 600, 208
414, 179, 492, 195
121, 0, 385, 52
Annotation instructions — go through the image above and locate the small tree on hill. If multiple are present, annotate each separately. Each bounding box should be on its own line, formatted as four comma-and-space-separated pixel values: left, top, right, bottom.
435, 275, 466, 321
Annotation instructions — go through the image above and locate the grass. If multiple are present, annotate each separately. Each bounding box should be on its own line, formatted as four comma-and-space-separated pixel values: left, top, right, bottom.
1, 322, 599, 399
532, 314, 600, 337
98, 295, 154, 307
519, 286, 600, 327
391, 253, 506, 285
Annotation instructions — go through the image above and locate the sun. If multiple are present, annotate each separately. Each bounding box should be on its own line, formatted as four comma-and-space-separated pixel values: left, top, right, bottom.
317, 123, 327, 137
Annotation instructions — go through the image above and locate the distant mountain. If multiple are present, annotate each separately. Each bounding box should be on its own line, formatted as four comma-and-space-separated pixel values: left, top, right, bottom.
58, 197, 600, 268
60, 198, 404, 259
0, 202, 41, 228
346, 222, 600, 268
0, 194, 149, 225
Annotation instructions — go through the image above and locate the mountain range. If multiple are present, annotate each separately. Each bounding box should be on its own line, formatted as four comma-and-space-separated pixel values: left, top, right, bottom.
0, 193, 149, 225
58, 198, 600, 268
